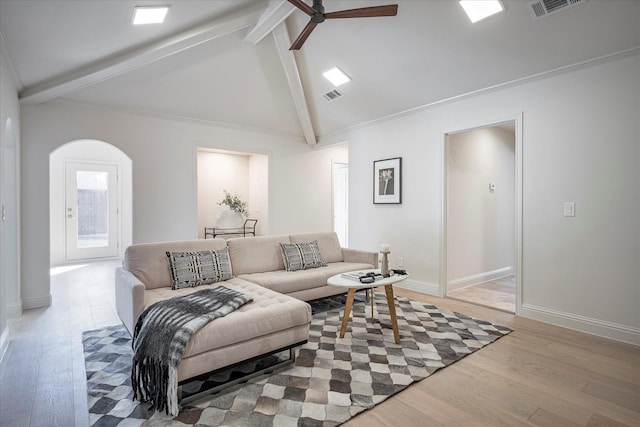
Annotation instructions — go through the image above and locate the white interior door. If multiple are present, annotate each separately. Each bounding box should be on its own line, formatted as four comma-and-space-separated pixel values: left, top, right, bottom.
65, 162, 118, 260
333, 162, 349, 246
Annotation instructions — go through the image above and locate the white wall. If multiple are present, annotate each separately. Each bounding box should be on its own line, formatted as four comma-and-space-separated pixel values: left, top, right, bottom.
0, 34, 22, 355
248, 153, 269, 236
447, 126, 515, 288
50, 140, 132, 266
268, 143, 349, 235
346, 53, 640, 344
20, 102, 348, 310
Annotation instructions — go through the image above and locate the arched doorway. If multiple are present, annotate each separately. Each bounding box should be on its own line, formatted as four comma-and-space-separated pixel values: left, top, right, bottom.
50, 140, 132, 265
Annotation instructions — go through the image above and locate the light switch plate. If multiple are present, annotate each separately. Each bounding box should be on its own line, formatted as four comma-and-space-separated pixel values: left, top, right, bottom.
564, 202, 575, 217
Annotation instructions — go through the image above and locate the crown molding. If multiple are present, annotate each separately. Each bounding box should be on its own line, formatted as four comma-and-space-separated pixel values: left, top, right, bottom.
317, 46, 640, 145
48, 98, 307, 142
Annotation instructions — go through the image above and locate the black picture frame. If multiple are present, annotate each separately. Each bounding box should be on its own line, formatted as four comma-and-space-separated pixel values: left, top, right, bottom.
373, 157, 402, 204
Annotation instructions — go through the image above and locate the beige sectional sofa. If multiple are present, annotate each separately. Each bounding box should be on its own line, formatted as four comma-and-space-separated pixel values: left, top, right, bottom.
115, 231, 377, 384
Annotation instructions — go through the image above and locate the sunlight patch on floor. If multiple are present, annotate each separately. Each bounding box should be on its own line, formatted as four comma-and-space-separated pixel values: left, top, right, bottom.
50, 264, 89, 276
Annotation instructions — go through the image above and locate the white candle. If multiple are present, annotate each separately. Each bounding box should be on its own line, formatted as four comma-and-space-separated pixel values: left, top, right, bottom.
380, 244, 390, 253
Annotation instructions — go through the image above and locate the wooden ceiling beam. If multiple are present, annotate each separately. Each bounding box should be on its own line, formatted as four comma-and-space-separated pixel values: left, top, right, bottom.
244, 0, 295, 45
272, 23, 316, 146
19, 3, 264, 104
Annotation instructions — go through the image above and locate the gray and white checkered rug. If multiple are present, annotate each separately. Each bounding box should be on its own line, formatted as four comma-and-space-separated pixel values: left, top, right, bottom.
83, 294, 511, 426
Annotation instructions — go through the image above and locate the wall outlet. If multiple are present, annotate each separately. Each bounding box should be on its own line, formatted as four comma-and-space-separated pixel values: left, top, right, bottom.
397, 257, 404, 268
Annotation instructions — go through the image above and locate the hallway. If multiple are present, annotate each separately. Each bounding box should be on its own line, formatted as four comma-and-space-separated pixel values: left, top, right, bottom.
448, 275, 515, 313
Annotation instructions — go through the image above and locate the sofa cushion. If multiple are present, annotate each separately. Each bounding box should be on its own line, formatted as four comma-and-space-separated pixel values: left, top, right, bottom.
166, 248, 233, 289
280, 240, 327, 271
226, 235, 291, 275
289, 232, 344, 263
238, 261, 375, 295
237, 269, 327, 294
124, 239, 228, 290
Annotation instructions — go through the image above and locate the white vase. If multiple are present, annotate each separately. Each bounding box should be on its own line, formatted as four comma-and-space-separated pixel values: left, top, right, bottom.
216, 209, 244, 229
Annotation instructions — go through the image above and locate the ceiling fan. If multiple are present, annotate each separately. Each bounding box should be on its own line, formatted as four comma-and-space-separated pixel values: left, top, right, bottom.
287, 0, 398, 50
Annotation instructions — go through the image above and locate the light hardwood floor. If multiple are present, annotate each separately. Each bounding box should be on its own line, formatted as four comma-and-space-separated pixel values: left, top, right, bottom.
448, 275, 516, 313
1, 261, 638, 426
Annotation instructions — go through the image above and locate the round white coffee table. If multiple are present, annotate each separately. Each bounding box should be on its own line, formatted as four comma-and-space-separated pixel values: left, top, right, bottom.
327, 269, 409, 344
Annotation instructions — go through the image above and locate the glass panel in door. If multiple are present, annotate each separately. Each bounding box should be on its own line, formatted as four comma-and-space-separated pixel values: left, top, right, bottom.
65, 163, 118, 260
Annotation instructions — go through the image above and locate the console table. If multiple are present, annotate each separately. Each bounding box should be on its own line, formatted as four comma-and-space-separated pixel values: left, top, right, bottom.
204, 219, 258, 239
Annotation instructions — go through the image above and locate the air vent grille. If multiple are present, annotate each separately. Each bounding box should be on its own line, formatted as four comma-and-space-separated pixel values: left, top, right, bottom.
322, 89, 344, 102
528, 0, 587, 20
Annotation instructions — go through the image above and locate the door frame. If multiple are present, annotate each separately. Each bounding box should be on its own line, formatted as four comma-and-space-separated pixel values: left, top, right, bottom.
440, 113, 523, 314
1, 118, 21, 320
50, 139, 132, 266
331, 161, 349, 247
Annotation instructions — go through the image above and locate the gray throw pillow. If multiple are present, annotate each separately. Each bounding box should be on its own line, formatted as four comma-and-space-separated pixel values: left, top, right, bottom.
280, 240, 327, 272
166, 248, 233, 290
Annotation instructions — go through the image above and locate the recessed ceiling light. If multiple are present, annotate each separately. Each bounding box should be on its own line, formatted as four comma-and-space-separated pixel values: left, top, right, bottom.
323, 67, 351, 87
132, 6, 169, 25
460, 0, 504, 23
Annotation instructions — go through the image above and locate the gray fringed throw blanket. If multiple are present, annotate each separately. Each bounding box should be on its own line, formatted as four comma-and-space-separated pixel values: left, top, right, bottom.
131, 286, 253, 415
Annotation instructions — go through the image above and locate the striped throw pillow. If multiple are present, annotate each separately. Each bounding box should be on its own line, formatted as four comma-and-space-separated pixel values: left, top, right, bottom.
280, 240, 327, 272
166, 248, 233, 290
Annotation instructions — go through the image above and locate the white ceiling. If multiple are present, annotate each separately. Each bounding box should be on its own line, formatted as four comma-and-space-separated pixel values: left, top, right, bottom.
1, 0, 638, 143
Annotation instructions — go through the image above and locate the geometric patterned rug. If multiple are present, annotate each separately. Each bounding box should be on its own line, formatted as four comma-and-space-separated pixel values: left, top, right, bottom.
83, 294, 511, 426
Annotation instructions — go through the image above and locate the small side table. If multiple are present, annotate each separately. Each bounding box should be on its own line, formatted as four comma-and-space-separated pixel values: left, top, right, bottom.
327, 270, 409, 344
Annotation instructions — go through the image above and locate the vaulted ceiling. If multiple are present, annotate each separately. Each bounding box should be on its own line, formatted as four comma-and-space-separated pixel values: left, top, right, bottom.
1, 0, 638, 144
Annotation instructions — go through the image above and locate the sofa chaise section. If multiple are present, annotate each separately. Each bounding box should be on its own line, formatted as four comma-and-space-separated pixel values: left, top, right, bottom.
144, 279, 310, 382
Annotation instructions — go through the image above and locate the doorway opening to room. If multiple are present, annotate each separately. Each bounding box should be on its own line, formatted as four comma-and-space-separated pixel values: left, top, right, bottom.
332, 162, 348, 247
443, 119, 521, 313
197, 149, 268, 239
50, 140, 132, 265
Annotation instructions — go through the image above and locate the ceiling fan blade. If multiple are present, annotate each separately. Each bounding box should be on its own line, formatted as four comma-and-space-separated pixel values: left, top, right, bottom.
290, 21, 318, 50
287, 0, 316, 16
324, 4, 398, 19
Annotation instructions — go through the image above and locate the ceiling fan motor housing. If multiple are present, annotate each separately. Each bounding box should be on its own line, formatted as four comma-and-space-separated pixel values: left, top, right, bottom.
311, 0, 325, 23
288, 0, 398, 50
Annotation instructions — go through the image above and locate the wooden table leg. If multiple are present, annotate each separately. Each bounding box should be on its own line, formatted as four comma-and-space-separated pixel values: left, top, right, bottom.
339, 288, 357, 338
370, 288, 375, 318
384, 284, 400, 344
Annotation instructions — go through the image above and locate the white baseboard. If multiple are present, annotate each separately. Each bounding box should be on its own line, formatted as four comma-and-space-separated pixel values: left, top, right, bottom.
447, 266, 514, 291
0, 326, 9, 364
22, 294, 52, 310
521, 303, 640, 346
6, 302, 22, 318
396, 279, 440, 296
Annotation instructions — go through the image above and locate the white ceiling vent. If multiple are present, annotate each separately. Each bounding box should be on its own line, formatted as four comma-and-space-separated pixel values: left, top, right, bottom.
528, 0, 587, 20
322, 89, 344, 102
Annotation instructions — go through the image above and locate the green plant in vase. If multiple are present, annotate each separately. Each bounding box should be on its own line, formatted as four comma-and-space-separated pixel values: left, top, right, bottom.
218, 190, 248, 217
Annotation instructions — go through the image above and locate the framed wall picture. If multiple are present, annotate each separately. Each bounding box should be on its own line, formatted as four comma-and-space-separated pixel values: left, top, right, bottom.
373, 157, 402, 204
